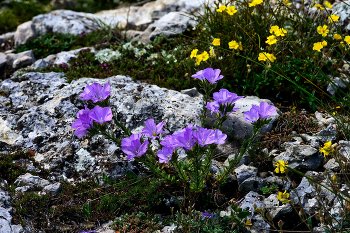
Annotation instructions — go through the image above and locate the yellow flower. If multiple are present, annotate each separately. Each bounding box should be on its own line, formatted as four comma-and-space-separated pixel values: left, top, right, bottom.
209, 46, 215, 57
216, 5, 227, 12
334, 34, 342, 40
322, 40, 327, 46
313, 42, 324, 51
238, 41, 243, 50
274, 28, 287, 37
267, 53, 276, 62
229, 40, 239, 49
340, 41, 345, 47
195, 51, 209, 65
212, 38, 220, 46
275, 160, 288, 173
324, 1, 332, 8
332, 173, 337, 181
314, 3, 325, 10
249, 0, 263, 7
277, 190, 290, 204
345, 35, 350, 44
258, 52, 276, 62
283, 0, 292, 5
190, 49, 198, 58
226, 6, 238, 15
270, 25, 280, 34
319, 140, 335, 157
317, 25, 329, 37
246, 219, 252, 226
266, 35, 278, 45
328, 14, 339, 23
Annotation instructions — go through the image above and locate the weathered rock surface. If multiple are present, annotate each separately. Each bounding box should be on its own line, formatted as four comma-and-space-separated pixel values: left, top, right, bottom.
0, 189, 23, 233
0, 52, 6, 77
13, 56, 34, 69
274, 145, 324, 170
14, 10, 100, 47
6, 50, 36, 68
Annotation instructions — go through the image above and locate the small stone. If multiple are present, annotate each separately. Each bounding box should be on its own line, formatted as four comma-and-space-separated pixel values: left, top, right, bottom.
42, 183, 62, 196
13, 56, 34, 69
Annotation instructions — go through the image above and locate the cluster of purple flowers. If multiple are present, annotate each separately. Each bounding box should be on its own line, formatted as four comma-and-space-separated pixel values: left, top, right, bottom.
71, 83, 112, 137
79, 82, 111, 103
191, 68, 224, 84
243, 102, 276, 122
121, 119, 227, 163
205, 89, 244, 117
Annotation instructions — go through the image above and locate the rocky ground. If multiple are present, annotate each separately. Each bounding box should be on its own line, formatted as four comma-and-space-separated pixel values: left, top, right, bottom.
0, 0, 350, 232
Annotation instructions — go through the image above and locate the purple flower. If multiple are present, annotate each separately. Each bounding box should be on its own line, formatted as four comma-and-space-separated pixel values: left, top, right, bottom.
201, 212, 216, 219
71, 105, 93, 137
121, 133, 142, 147
252, 102, 276, 119
160, 135, 179, 150
79, 83, 111, 103
157, 147, 173, 163
191, 68, 224, 84
205, 101, 220, 115
89, 106, 113, 124
191, 69, 206, 81
243, 108, 260, 122
173, 125, 196, 150
213, 129, 227, 144
142, 119, 167, 139
122, 134, 149, 160
193, 127, 215, 146
213, 89, 243, 105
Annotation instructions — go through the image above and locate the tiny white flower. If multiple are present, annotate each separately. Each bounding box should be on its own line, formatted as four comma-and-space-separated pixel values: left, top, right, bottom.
174, 59, 177, 63
218, 56, 223, 60
168, 223, 177, 232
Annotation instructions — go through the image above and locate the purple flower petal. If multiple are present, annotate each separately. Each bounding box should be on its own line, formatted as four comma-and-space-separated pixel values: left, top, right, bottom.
244, 108, 260, 122
79, 83, 111, 103
142, 119, 167, 139
157, 147, 173, 163
89, 106, 113, 124
122, 136, 149, 160
193, 127, 216, 146
71, 105, 93, 137
253, 102, 276, 119
213, 129, 227, 144
205, 101, 220, 115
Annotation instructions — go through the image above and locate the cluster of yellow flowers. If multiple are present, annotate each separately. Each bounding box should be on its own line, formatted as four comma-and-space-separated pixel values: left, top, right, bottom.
216, 5, 238, 15
313, 40, 327, 52
190, 49, 209, 65
258, 52, 276, 62
274, 160, 290, 204
249, 0, 263, 7
319, 140, 336, 157
314, 1, 332, 10
270, 25, 287, 37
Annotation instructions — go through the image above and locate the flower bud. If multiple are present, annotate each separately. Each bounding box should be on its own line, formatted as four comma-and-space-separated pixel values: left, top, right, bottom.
278, 219, 284, 228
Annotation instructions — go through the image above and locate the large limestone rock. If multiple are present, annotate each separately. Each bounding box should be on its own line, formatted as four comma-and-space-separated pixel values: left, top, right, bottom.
14, 10, 100, 47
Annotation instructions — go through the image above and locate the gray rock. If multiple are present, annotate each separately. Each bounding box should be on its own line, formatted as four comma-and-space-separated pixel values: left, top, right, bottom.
274, 145, 323, 170
332, 0, 350, 33
324, 158, 340, 172
32, 59, 48, 70
316, 124, 337, 143
264, 194, 292, 219
15, 10, 100, 47
0, 36, 5, 45
0, 53, 6, 76
42, 183, 62, 195
1, 32, 15, 41
14, 173, 51, 189
224, 153, 251, 167
13, 56, 34, 69
326, 77, 350, 96
75, 148, 95, 172
148, 12, 196, 40
6, 50, 36, 67
234, 164, 258, 184
0, 189, 11, 209
339, 140, 350, 159
180, 87, 200, 97
239, 176, 267, 192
